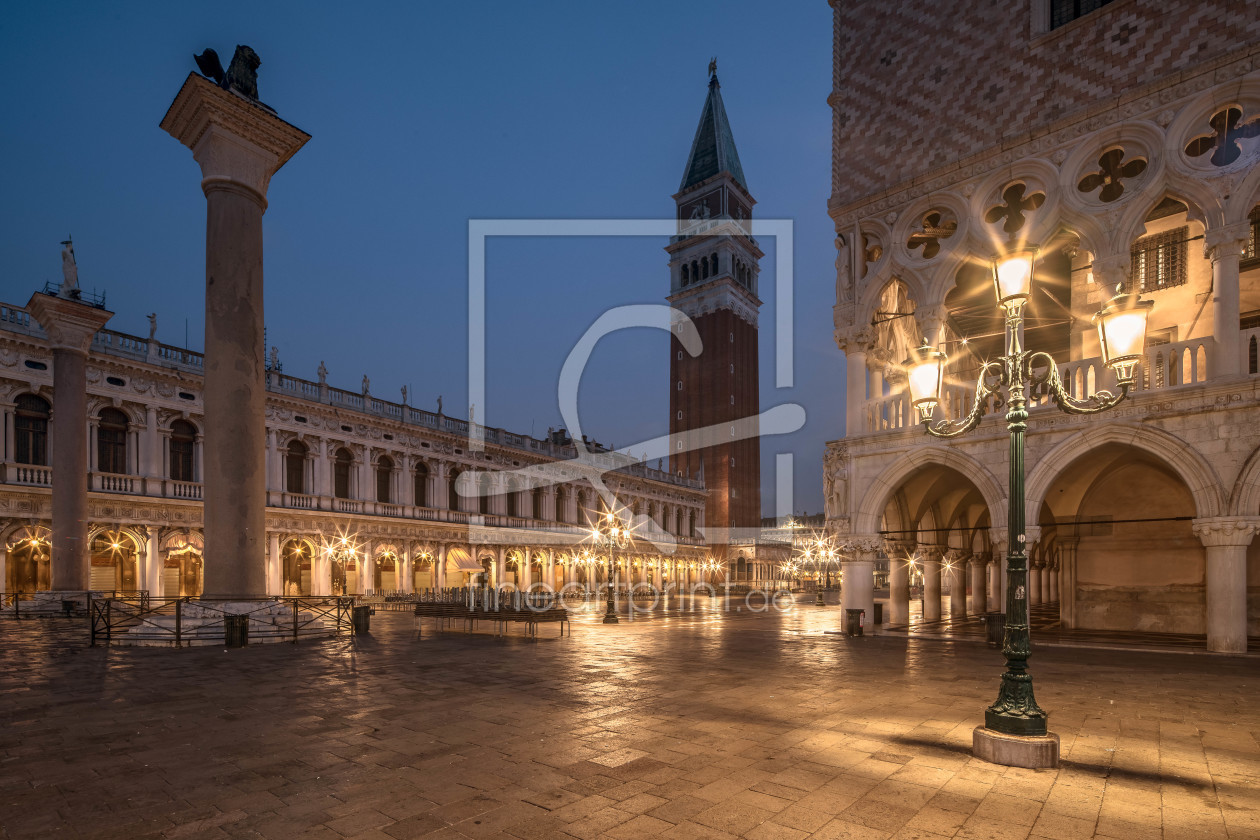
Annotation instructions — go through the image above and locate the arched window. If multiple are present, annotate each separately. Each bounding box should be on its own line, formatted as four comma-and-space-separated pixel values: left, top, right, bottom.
711, 252, 719, 274
555, 487, 567, 523
675, 508, 683, 535
506, 481, 519, 518
284, 439, 307, 493
479, 473, 492, 515
334, 448, 353, 499
97, 408, 129, 474
414, 463, 429, 507
448, 468, 462, 511
691, 260, 699, 280
701, 257, 709, 279
689, 510, 696, 537
15, 394, 50, 466
376, 455, 393, 503
170, 420, 197, 482
681, 264, 689, 284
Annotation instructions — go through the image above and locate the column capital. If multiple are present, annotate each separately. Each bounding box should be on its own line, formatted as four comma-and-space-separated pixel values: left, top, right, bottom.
1203, 222, 1252, 262
25, 293, 113, 354
161, 73, 309, 205
835, 324, 877, 355
1090, 253, 1129, 289
1192, 517, 1260, 548
840, 534, 881, 555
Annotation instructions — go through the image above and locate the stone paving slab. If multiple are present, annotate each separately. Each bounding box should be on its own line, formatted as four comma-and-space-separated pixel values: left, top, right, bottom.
0, 606, 1257, 839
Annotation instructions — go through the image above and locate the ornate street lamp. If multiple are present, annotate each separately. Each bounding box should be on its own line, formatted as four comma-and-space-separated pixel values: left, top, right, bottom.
907, 246, 1152, 755
591, 512, 632, 624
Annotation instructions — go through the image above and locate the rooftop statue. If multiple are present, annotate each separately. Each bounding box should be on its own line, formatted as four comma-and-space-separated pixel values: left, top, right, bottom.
193, 45, 262, 101
59, 238, 80, 299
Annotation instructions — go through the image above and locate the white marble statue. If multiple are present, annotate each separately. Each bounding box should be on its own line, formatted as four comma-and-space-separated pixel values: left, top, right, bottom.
60, 239, 79, 296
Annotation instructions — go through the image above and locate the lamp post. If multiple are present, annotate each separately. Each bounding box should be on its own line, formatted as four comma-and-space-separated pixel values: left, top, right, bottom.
592, 512, 631, 624
907, 246, 1152, 764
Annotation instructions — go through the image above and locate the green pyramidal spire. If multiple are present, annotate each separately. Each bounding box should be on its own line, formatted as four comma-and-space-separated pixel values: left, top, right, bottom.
680, 64, 747, 192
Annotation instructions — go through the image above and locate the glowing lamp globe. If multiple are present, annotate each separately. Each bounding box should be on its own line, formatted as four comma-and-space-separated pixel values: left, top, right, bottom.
992, 247, 1038, 308
1093, 291, 1154, 384
906, 343, 948, 421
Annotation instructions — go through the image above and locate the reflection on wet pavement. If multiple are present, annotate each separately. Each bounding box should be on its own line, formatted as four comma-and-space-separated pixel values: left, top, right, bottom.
0, 605, 1256, 839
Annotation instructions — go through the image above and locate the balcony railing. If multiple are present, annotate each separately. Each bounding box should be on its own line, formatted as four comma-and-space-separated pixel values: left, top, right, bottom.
861, 336, 1251, 435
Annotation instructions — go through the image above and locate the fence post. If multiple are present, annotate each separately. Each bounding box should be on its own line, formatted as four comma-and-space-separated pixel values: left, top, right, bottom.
89, 600, 97, 646
175, 599, 182, 648
292, 600, 299, 643
104, 599, 112, 643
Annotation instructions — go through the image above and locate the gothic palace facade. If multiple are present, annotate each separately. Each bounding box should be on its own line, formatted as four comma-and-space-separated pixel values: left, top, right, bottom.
826, 0, 1260, 652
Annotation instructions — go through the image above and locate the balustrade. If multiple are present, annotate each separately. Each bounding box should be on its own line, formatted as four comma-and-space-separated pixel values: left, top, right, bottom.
169, 481, 203, 500
94, 473, 137, 494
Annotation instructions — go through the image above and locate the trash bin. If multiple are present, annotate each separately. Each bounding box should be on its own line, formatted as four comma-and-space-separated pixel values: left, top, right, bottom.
224, 613, 249, 648
872, 603, 883, 625
984, 612, 1006, 647
352, 605, 371, 634
844, 608, 864, 637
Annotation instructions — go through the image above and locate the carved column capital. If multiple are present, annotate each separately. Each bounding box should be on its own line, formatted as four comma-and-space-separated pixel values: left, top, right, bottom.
1191, 517, 1260, 548
1090, 253, 1129, 290
1203, 222, 1252, 262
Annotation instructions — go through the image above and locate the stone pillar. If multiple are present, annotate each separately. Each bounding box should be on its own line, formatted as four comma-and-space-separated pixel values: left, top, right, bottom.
25, 293, 113, 591
921, 546, 942, 621
1028, 560, 1041, 605
843, 341, 869, 436
162, 71, 309, 598
1058, 539, 1078, 629
889, 544, 911, 627
840, 536, 878, 626
435, 544, 447, 591
949, 552, 967, 619
142, 527, 160, 596
495, 546, 506, 589
1205, 223, 1250, 379
1047, 559, 1059, 602
143, 406, 160, 489
1193, 518, 1258, 653
399, 545, 411, 594
969, 556, 987, 615
520, 550, 532, 589
266, 533, 280, 596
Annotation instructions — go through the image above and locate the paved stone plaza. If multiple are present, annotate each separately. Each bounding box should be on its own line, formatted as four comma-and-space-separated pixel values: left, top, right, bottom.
1, 604, 1257, 840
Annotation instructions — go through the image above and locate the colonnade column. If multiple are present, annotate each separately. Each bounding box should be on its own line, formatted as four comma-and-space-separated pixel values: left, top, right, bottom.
1028, 560, 1042, 605
989, 531, 1008, 614
920, 545, 942, 621
888, 541, 912, 627
26, 292, 113, 591
839, 330, 870, 434
266, 533, 281, 596
1047, 559, 1059, 602
520, 550, 532, 589
840, 536, 878, 627
1193, 518, 1258, 653
948, 551, 967, 619
969, 556, 987, 615
400, 545, 411, 594
1057, 539, 1078, 628
162, 70, 309, 598
435, 544, 447, 591
495, 546, 506, 589
1206, 223, 1250, 378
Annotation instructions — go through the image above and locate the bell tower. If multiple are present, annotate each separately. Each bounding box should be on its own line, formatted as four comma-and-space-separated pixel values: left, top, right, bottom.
667, 63, 762, 544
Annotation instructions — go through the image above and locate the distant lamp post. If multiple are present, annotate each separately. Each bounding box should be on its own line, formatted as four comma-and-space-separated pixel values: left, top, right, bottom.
907, 246, 1152, 765
592, 512, 632, 624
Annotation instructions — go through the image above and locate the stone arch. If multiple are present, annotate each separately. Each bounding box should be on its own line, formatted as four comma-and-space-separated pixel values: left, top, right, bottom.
1229, 446, 1260, 517
1026, 423, 1225, 521
853, 446, 1006, 536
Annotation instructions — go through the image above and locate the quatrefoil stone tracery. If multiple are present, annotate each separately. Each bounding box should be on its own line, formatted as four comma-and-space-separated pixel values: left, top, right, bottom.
984, 183, 1046, 237
906, 210, 957, 259
1185, 106, 1260, 168
1077, 147, 1147, 202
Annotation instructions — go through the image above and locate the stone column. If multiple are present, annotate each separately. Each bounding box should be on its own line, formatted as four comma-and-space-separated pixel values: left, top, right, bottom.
840, 536, 878, 627
920, 545, 942, 621
1028, 560, 1042, 605
520, 550, 532, 590
267, 533, 281, 596
162, 71, 309, 598
888, 543, 911, 627
1047, 558, 1059, 602
143, 406, 160, 491
25, 293, 113, 591
841, 338, 869, 436
435, 544, 447, 591
495, 546, 506, 589
1205, 223, 1250, 379
142, 527, 160, 596
969, 556, 987, 615
1193, 518, 1258, 653
1058, 539, 1078, 629
949, 552, 967, 619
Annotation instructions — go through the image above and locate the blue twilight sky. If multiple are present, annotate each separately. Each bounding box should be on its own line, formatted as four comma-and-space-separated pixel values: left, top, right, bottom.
0, 1, 845, 516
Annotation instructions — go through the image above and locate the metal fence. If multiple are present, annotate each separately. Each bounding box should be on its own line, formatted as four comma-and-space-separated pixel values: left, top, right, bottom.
88, 595, 353, 646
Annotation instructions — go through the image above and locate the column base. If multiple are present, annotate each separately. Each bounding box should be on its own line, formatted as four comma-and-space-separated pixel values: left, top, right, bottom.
972, 726, 1059, 769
